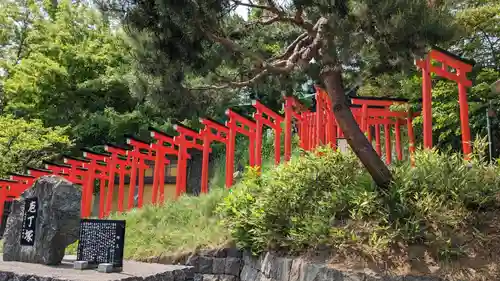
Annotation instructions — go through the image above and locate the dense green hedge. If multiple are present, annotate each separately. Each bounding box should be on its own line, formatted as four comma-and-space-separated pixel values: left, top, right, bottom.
217, 144, 500, 260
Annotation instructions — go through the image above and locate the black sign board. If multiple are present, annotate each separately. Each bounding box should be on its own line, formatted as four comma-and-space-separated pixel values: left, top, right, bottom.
76, 219, 126, 268
20, 198, 38, 246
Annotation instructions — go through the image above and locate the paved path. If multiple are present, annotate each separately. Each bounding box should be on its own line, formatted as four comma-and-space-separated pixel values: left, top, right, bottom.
0, 255, 193, 281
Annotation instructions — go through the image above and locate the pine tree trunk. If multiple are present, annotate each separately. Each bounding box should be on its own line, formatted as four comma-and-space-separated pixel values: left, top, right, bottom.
321, 67, 392, 188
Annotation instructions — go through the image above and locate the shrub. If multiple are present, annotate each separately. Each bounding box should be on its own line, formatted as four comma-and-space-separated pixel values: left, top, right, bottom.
218, 146, 500, 260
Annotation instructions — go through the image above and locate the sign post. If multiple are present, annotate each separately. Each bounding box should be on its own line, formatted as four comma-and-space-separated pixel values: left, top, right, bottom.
76, 219, 126, 272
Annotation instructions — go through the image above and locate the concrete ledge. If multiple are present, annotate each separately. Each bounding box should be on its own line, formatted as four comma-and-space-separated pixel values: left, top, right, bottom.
0, 255, 194, 281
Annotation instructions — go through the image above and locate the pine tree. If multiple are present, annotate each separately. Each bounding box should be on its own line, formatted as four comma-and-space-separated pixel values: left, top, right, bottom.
113, 0, 457, 187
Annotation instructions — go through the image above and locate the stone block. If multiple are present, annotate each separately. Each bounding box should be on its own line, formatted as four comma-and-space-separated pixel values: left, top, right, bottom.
242, 251, 262, 270
225, 257, 241, 276
213, 258, 226, 274
73, 260, 89, 270
97, 263, 114, 273
225, 248, 243, 258
260, 252, 275, 277
173, 268, 187, 281
187, 254, 200, 271
203, 274, 219, 281
199, 256, 214, 274
152, 270, 174, 281
194, 273, 204, 281
274, 257, 293, 281
3, 176, 81, 265
202, 248, 226, 258
240, 265, 258, 281
288, 258, 310, 281
302, 263, 326, 281
219, 274, 237, 281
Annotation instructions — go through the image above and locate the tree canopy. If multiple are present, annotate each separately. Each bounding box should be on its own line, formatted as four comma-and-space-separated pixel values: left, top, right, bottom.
0, 0, 498, 176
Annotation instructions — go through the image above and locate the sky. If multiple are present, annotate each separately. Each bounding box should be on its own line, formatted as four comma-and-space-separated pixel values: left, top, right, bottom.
234, 2, 250, 20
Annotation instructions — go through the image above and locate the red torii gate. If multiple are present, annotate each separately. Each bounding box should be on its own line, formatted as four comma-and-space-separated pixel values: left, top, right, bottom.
43, 161, 71, 177
283, 96, 308, 161
225, 109, 257, 187
173, 124, 204, 197
0, 179, 21, 224
9, 173, 36, 190
149, 128, 177, 204
350, 97, 419, 164
80, 149, 109, 218
314, 87, 335, 148
416, 47, 474, 158
63, 155, 90, 184
199, 118, 228, 194
103, 143, 130, 216
125, 136, 154, 210
252, 100, 284, 166
27, 167, 53, 179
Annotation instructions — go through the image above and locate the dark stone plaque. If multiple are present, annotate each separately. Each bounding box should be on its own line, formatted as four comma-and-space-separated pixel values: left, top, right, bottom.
76, 219, 126, 268
20, 198, 38, 246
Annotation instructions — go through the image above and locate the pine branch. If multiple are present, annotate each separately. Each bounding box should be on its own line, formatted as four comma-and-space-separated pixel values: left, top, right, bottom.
192, 18, 327, 90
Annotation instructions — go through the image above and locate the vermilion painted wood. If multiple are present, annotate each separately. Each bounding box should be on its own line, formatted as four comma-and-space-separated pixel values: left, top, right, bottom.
63, 156, 90, 184
150, 128, 178, 204
80, 150, 108, 218
283, 97, 308, 158
416, 48, 473, 158
225, 109, 256, 187
384, 122, 392, 165
103, 144, 131, 216
125, 137, 154, 210
395, 119, 403, 161
9, 174, 36, 191
252, 100, 284, 166
199, 118, 228, 194
315, 87, 333, 147
173, 124, 204, 197
0, 179, 22, 226
375, 124, 382, 156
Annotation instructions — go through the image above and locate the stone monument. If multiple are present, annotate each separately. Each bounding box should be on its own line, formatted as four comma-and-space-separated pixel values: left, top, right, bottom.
2, 175, 81, 265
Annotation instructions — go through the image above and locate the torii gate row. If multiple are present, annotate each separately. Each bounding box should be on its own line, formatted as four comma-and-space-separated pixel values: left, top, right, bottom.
350, 96, 420, 164
289, 93, 420, 164
0, 165, 85, 223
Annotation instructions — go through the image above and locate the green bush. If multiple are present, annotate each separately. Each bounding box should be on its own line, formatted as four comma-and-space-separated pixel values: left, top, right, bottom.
218, 145, 500, 260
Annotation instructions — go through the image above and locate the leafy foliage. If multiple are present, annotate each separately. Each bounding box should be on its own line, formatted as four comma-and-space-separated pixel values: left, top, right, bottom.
218, 145, 500, 261
0, 115, 72, 177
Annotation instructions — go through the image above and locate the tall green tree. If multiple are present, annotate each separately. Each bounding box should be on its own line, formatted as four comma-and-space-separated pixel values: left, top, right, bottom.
0, 115, 72, 177
113, 0, 456, 187
2, 0, 135, 126
0, 0, 155, 150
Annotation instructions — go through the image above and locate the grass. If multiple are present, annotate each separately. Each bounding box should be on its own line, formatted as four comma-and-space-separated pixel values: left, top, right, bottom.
66, 187, 230, 260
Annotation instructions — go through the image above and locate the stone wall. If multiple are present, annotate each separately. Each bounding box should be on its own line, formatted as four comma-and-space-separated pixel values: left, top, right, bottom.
240, 252, 444, 281
157, 249, 444, 281
184, 248, 243, 281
